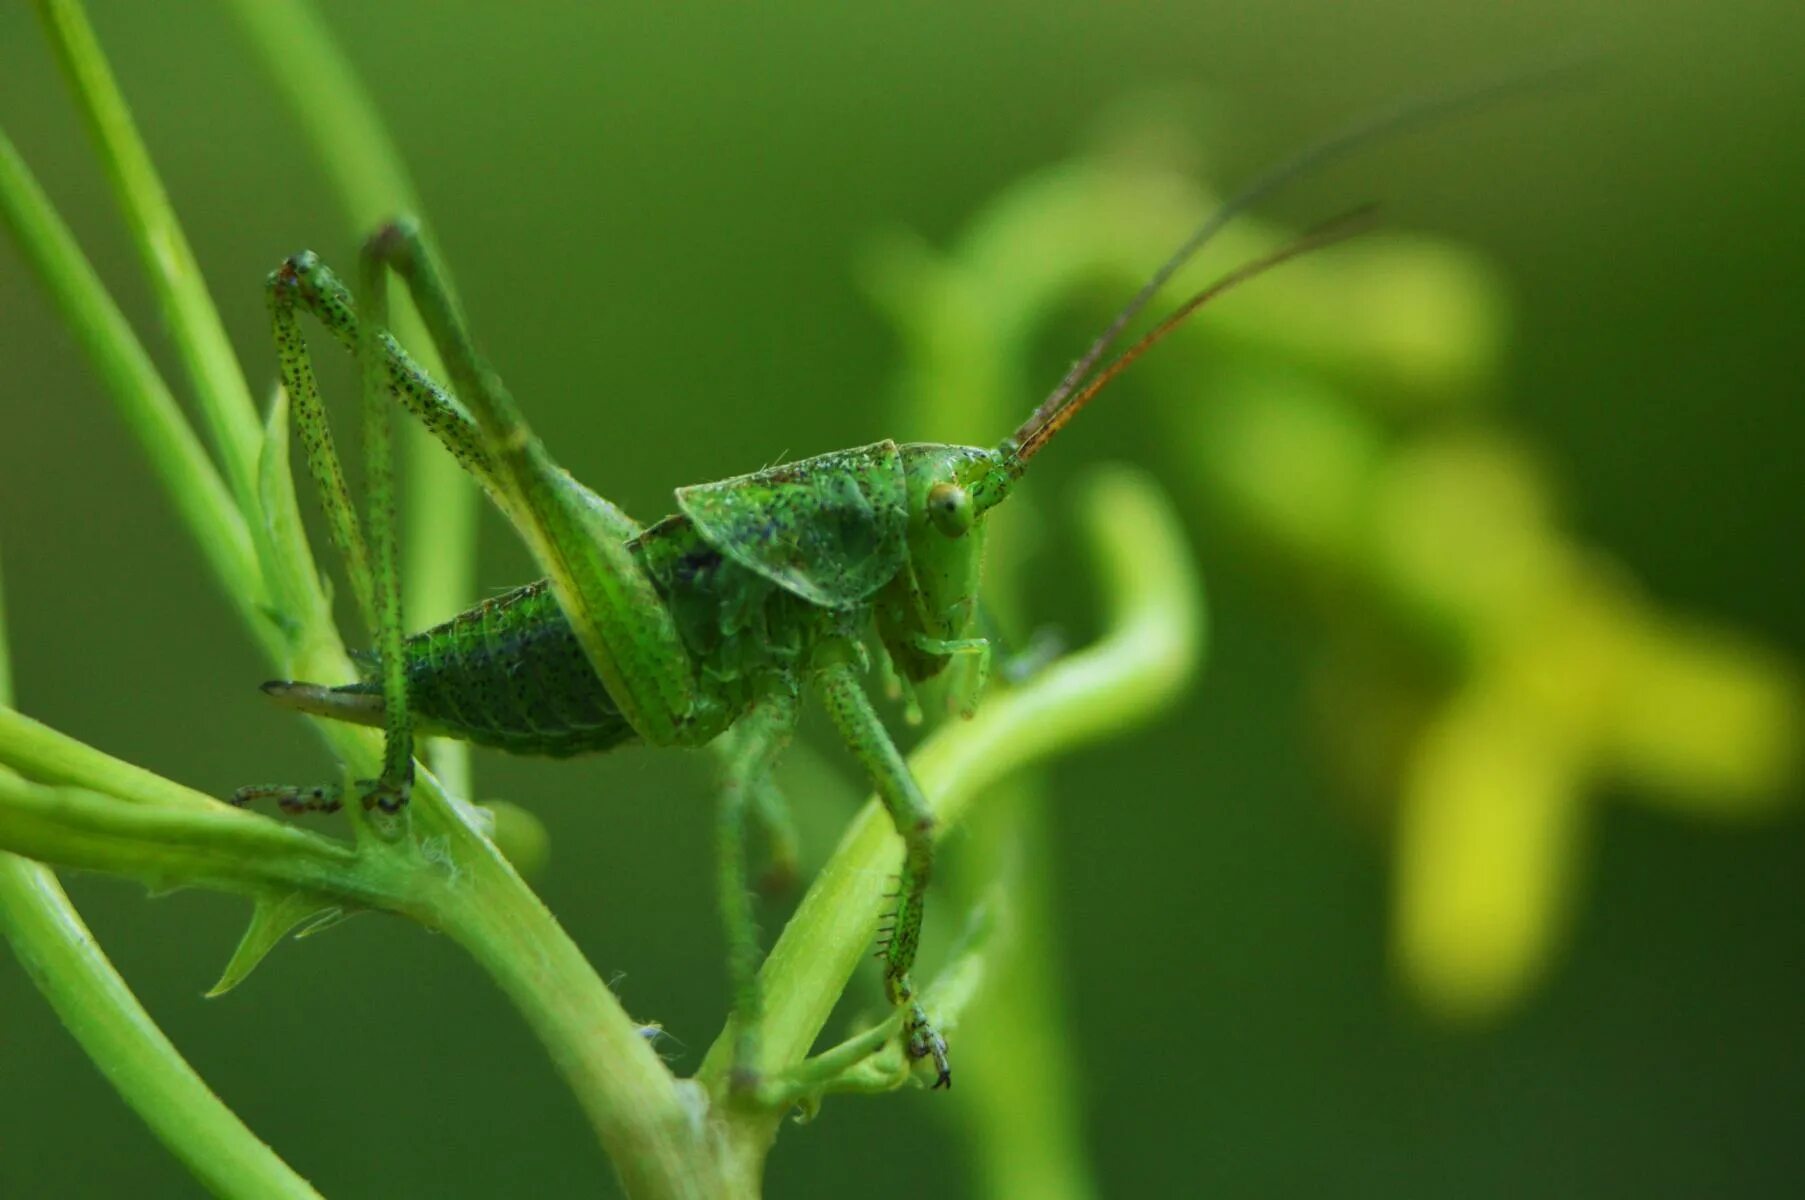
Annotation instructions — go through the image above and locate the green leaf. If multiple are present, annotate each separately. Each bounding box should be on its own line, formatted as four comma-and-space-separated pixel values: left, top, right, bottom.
209, 891, 344, 998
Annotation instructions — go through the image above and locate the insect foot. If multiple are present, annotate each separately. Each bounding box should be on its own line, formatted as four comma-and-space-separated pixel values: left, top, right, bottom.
729, 1062, 764, 1103
906, 1003, 952, 1090
228, 783, 343, 815
270, 250, 324, 302
356, 776, 411, 814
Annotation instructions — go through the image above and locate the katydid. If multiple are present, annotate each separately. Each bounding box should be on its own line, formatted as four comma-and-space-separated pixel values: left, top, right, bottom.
230, 75, 1523, 1090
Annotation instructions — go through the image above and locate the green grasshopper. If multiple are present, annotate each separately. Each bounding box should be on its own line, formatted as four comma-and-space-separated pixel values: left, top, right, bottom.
230, 79, 1507, 1089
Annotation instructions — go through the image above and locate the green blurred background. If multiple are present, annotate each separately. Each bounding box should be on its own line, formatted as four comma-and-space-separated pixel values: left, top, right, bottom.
1, 1, 1801, 1196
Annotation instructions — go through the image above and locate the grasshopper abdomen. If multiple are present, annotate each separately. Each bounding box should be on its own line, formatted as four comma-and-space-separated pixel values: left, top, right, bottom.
402, 579, 635, 757
270, 579, 636, 758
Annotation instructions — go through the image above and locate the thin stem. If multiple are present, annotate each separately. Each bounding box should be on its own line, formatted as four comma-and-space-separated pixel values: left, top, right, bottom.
0, 724, 730, 1194
0, 127, 268, 644
0, 857, 326, 1200
954, 786, 1097, 1199
0, 548, 322, 1200
0, 720, 723, 1192
892, 221, 1102, 1200
0, 706, 220, 813
216, 0, 418, 230
35, 0, 265, 514
6, 9, 696, 1184
0, 772, 360, 898
432, 865, 733, 1200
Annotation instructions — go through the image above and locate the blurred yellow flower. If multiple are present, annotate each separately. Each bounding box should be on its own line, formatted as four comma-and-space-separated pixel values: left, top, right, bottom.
869, 116, 1803, 1024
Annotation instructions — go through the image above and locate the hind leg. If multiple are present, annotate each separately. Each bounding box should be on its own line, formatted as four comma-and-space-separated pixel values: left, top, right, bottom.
247, 246, 435, 812
356, 220, 702, 750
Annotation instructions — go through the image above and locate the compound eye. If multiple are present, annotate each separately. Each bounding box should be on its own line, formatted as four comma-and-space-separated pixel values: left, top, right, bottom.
926, 482, 974, 537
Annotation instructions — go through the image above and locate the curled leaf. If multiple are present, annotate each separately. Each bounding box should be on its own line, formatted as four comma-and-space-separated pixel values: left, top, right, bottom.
208, 890, 340, 997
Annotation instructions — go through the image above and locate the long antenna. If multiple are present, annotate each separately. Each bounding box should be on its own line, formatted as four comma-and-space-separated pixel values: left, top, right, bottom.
1005, 61, 1582, 457
1012, 205, 1379, 465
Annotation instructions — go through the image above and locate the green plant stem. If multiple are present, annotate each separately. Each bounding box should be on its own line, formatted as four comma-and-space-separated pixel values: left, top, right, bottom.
0, 127, 268, 641
0, 547, 322, 1200
0, 857, 325, 1200
35, 0, 264, 514
955, 786, 1097, 1199
0, 721, 730, 1192
430, 860, 729, 1200
0, 772, 359, 897
0, 749, 733, 1196
888, 240, 1105, 1199
217, 0, 418, 225
8, 3, 723, 1192
0, 760, 718, 1193
0, 707, 219, 813
8, 9, 699, 1184
4, 79, 673, 1186
700, 465, 1205, 1177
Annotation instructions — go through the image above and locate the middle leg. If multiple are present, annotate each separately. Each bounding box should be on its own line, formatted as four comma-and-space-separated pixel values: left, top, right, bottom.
815, 659, 952, 1088
715, 679, 800, 1093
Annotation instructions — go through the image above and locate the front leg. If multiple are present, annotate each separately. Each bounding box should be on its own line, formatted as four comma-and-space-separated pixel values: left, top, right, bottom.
814, 659, 952, 1089
911, 633, 991, 719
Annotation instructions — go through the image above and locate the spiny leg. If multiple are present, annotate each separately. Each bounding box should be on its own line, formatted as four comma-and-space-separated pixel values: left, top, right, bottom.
357, 220, 700, 748
249, 253, 478, 812
229, 783, 343, 815
267, 257, 375, 631
268, 252, 501, 504
815, 659, 951, 1088
715, 682, 800, 1093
